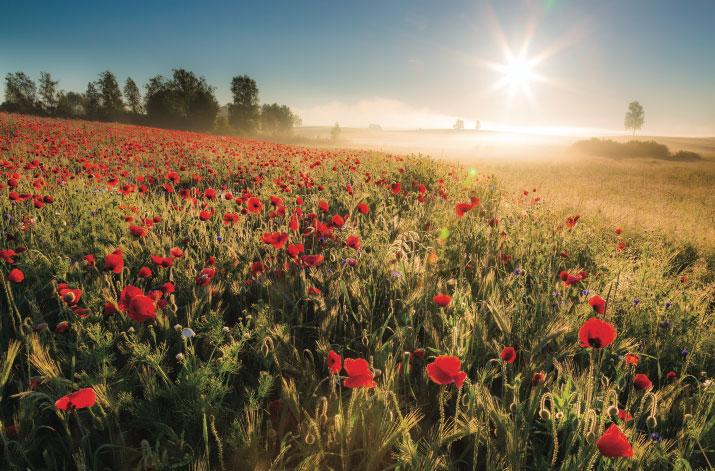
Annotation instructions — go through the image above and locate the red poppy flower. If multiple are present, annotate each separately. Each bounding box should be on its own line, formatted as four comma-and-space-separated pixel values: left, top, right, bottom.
331, 214, 346, 228
250, 261, 265, 277
261, 232, 289, 250
318, 200, 329, 212
578, 317, 617, 349
169, 247, 184, 258
8, 268, 24, 283
287, 243, 304, 258
565, 215, 580, 229
0, 249, 17, 264
633, 373, 653, 391
198, 210, 213, 221
55, 387, 96, 411
532, 371, 546, 385
300, 254, 324, 268
129, 225, 148, 238
433, 293, 452, 307
327, 350, 342, 374
223, 212, 240, 224
138, 266, 152, 278
666, 370, 677, 380
58, 285, 82, 306
345, 235, 361, 250
104, 249, 124, 274
499, 346, 516, 364
596, 424, 633, 458
588, 295, 606, 314
624, 353, 639, 366
127, 294, 156, 322
343, 358, 376, 388
118, 285, 143, 311
83, 254, 95, 266
357, 202, 369, 214
455, 202, 473, 218
426, 355, 467, 388
196, 267, 217, 286
246, 197, 263, 214
390, 182, 401, 194
289, 214, 299, 231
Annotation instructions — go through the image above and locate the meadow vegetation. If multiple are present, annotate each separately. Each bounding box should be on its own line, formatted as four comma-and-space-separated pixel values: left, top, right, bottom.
0, 113, 713, 470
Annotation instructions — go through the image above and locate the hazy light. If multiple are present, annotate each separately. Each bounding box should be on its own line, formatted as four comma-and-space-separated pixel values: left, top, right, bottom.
488, 48, 547, 107
501, 55, 537, 92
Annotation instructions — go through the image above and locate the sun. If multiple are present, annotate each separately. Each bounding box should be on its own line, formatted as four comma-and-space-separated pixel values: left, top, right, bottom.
490, 50, 543, 104
502, 55, 537, 90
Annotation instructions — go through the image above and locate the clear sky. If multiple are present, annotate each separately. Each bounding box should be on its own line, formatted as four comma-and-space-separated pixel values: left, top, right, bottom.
1, 0, 714, 135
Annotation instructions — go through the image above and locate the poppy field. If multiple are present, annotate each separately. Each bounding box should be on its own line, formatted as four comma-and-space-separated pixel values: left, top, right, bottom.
0, 112, 714, 469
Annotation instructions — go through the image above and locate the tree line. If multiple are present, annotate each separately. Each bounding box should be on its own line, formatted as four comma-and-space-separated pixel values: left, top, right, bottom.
1, 70, 300, 134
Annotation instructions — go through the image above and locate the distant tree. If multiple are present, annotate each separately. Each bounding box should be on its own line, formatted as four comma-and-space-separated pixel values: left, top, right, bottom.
259, 103, 299, 134
453, 119, 464, 130
368, 123, 382, 131
123, 77, 143, 115
2, 72, 38, 114
475, 119, 481, 131
84, 81, 101, 119
144, 75, 176, 128
144, 69, 219, 131
56, 91, 85, 118
97, 71, 124, 121
38, 72, 59, 114
229, 75, 260, 133
624, 101, 645, 136
331, 122, 341, 141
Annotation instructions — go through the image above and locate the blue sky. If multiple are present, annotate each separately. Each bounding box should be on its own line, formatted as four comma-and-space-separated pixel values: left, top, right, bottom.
1, 0, 714, 134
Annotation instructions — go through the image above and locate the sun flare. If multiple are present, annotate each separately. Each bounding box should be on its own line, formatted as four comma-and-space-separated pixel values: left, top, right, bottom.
490, 50, 544, 104
502, 55, 536, 89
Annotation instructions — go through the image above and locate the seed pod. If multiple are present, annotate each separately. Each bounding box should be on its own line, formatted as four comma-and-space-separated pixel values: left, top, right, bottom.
646, 415, 658, 429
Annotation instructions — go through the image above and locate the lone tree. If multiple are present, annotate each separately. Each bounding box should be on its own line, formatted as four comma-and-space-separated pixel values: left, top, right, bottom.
331, 122, 341, 141
624, 101, 645, 136
453, 119, 464, 130
229, 75, 260, 134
